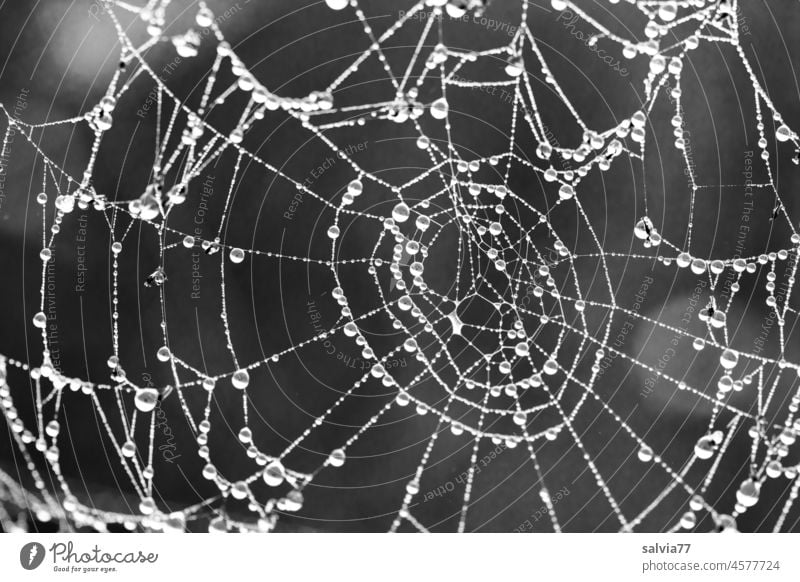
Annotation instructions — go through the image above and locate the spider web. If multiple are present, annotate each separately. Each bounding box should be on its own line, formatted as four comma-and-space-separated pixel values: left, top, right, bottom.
1, 0, 799, 533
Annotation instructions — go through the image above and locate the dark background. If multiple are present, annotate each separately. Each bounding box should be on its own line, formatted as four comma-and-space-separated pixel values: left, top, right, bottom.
0, 0, 799, 532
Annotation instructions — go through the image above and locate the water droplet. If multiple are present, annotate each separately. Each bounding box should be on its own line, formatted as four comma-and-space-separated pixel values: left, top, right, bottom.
717, 514, 739, 532
779, 427, 796, 445
137, 187, 160, 221
694, 434, 716, 460
505, 55, 524, 77
325, 0, 349, 9
196, 6, 213, 27
263, 461, 285, 487
144, 268, 167, 287
202, 464, 217, 480
122, 441, 136, 458
719, 349, 739, 370
238, 427, 252, 443
229, 128, 244, 144
134, 388, 159, 413
55, 194, 75, 214
637, 445, 653, 462
283, 489, 304, 512
208, 517, 227, 533
679, 510, 696, 529
735, 479, 760, 508
45, 420, 60, 437
139, 497, 156, 515
690, 258, 707, 275
167, 184, 186, 205
329, 448, 346, 467
766, 460, 783, 478
232, 369, 250, 390
634, 217, 652, 240
392, 202, 410, 223
430, 97, 448, 120
229, 248, 245, 263
558, 184, 574, 200
33, 312, 47, 329
164, 513, 185, 532
231, 481, 249, 500
95, 112, 113, 132
347, 179, 363, 196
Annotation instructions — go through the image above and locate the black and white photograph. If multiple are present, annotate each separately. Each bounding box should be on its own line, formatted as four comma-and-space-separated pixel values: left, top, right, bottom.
0, 0, 799, 578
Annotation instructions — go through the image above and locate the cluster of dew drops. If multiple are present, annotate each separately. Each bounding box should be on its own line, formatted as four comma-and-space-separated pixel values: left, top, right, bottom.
7, 0, 800, 532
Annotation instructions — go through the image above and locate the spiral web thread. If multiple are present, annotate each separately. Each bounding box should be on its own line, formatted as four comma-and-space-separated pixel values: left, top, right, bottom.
1, 0, 799, 533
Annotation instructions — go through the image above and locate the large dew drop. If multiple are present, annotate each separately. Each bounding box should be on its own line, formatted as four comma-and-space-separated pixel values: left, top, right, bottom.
134, 388, 159, 413
137, 187, 161, 221
329, 448, 346, 467
392, 202, 410, 223
325, 0, 348, 9
505, 55, 524, 77
33, 312, 47, 329
694, 434, 716, 460
735, 478, 760, 508
776, 124, 792, 142
633, 217, 652, 240
229, 248, 245, 263
430, 97, 448, 120
263, 461, 285, 487
232, 369, 250, 390
719, 348, 739, 370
